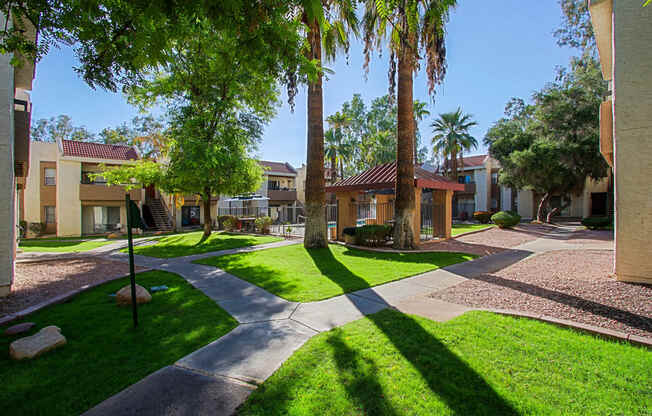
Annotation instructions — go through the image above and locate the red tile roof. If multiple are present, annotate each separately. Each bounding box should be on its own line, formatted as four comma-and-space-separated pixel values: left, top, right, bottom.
326, 162, 464, 192
260, 160, 297, 175
444, 154, 487, 170
62, 140, 139, 161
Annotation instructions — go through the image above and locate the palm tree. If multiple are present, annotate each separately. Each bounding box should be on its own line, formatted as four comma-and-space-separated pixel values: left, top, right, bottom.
431, 108, 478, 180
363, 0, 457, 249
324, 129, 339, 181
413, 100, 431, 164
301, 0, 358, 248
326, 111, 352, 179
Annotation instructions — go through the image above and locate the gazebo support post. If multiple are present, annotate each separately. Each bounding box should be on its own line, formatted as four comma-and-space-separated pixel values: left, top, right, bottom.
336, 191, 357, 241
412, 187, 422, 245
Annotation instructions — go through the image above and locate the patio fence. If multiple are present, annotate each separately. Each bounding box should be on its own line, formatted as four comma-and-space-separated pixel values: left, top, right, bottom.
218, 205, 339, 239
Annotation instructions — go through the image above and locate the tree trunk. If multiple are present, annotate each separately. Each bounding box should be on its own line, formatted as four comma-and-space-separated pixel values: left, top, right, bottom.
330, 154, 337, 182
202, 187, 212, 238
303, 17, 328, 248
450, 148, 458, 179
393, 41, 417, 249
536, 192, 550, 223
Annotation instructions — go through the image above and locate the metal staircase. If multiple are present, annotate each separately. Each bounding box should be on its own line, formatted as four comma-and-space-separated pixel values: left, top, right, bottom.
147, 199, 173, 232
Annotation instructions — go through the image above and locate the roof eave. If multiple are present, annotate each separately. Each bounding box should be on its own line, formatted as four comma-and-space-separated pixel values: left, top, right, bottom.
589, 0, 613, 81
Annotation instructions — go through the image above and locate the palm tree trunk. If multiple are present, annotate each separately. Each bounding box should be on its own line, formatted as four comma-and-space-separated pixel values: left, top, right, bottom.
450, 148, 458, 179
393, 42, 417, 249
303, 16, 328, 248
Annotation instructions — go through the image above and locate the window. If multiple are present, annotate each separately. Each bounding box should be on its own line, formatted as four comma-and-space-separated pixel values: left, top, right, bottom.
491, 172, 498, 185
44, 168, 56, 186
268, 180, 280, 190
92, 206, 121, 232
81, 172, 107, 184
182, 206, 201, 226
45, 206, 56, 224
458, 175, 473, 184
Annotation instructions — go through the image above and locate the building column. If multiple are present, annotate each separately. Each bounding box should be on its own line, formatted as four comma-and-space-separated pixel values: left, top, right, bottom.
336, 191, 356, 241
612, 1, 652, 284
0, 42, 15, 296
412, 187, 421, 245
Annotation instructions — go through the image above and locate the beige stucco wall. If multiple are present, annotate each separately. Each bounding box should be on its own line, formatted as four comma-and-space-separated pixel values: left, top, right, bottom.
23, 141, 58, 224
56, 159, 82, 236
0, 25, 15, 295
612, 1, 652, 283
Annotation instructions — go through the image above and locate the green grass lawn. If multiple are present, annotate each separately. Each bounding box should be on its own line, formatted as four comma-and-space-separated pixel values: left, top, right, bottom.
239, 310, 651, 416
196, 244, 475, 302
18, 239, 114, 252
0, 270, 238, 416
451, 223, 495, 236
127, 231, 282, 258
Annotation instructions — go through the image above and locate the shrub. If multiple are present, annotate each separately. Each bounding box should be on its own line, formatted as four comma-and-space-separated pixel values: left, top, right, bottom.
355, 224, 392, 247
342, 227, 357, 237
18, 220, 27, 238
223, 217, 239, 232
255, 216, 272, 234
217, 215, 237, 230
28, 222, 45, 236
491, 211, 521, 228
473, 211, 492, 224
581, 216, 612, 230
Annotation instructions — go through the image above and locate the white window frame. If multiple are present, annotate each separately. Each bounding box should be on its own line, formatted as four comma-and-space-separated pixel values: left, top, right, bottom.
45, 206, 56, 224
44, 168, 56, 186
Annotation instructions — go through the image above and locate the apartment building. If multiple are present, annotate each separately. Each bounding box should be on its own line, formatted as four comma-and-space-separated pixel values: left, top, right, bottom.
296, 164, 337, 204
590, 0, 651, 284
22, 140, 143, 237
218, 160, 300, 220
1, 12, 36, 296
447, 154, 610, 220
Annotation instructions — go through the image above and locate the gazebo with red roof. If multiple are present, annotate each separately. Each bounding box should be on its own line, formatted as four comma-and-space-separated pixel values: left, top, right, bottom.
325, 162, 464, 244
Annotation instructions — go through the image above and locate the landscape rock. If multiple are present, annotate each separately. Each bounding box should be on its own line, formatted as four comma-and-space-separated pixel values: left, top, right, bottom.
116, 284, 152, 306
4, 322, 36, 336
9, 326, 66, 360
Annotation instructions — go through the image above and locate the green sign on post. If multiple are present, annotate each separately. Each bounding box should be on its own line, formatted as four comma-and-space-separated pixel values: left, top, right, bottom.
125, 193, 138, 328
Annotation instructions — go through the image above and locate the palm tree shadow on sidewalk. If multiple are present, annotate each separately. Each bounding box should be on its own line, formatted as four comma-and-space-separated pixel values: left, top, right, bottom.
305, 248, 519, 415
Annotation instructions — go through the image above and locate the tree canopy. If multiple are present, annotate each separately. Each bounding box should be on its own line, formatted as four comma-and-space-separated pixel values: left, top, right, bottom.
485, 58, 608, 221
30, 115, 94, 142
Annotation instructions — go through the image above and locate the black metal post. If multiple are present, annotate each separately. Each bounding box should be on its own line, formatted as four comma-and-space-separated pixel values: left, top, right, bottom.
126, 193, 138, 327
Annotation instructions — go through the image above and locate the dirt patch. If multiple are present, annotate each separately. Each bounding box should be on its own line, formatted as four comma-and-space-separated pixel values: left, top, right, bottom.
431, 249, 652, 338
1, 259, 146, 317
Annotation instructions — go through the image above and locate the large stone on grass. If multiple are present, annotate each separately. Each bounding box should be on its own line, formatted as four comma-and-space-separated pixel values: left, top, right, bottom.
10, 326, 66, 360
4, 322, 35, 336
116, 284, 152, 306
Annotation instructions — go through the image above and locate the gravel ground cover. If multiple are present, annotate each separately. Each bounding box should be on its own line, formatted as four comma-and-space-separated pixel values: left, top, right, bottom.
431, 249, 652, 338
419, 223, 556, 256
1, 259, 146, 317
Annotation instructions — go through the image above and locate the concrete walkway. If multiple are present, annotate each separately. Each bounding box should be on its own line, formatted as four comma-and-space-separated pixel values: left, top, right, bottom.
83, 224, 610, 416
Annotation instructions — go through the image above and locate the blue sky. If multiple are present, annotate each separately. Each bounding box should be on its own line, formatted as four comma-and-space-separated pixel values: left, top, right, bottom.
30, 1, 577, 168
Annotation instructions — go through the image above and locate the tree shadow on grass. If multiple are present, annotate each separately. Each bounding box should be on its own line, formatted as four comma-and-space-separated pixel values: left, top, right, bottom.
339, 246, 476, 267
307, 248, 519, 415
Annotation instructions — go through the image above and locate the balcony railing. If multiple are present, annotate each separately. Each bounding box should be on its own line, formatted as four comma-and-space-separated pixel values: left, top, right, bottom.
268, 188, 297, 201
79, 183, 141, 201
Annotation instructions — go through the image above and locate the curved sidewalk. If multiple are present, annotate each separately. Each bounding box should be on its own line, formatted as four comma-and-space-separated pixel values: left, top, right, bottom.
84, 226, 622, 416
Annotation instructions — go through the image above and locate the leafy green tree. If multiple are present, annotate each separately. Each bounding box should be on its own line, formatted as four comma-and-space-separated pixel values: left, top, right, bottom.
363, 0, 457, 249
101, 19, 280, 237
431, 108, 478, 180
300, 0, 359, 249
99, 115, 168, 160
30, 115, 95, 142
485, 59, 608, 222
2, 1, 308, 93
554, 0, 597, 57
